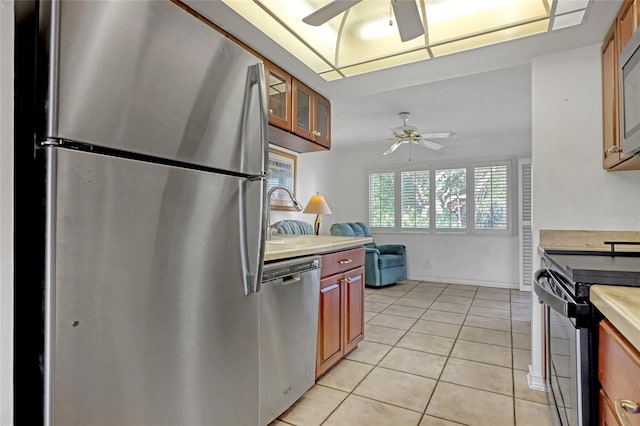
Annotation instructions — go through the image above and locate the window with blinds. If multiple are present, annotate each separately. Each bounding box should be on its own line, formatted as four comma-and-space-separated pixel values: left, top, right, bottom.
435, 168, 467, 230
473, 164, 509, 230
401, 170, 430, 229
367, 161, 511, 233
368, 172, 395, 228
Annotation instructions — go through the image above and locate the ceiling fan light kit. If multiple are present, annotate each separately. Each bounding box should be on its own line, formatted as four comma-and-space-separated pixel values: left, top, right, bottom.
383, 112, 456, 156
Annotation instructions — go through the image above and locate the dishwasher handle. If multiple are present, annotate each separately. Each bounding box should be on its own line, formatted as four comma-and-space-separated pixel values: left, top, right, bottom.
278, 274, 302, 286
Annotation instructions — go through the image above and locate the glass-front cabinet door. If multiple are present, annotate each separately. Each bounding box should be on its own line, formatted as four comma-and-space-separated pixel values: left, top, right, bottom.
314, 94, 331, 148
265, 62, 291, 130
292, 79, 314, 140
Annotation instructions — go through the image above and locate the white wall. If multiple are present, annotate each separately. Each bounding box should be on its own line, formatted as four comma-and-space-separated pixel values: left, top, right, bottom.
530, 44, 640, 388
326, 129, 531, 287
0, 1, 14, 424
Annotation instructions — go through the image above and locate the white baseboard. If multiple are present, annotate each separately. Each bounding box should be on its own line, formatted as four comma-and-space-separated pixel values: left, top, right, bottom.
527, 365, 548, 392
407, 275, 519, 289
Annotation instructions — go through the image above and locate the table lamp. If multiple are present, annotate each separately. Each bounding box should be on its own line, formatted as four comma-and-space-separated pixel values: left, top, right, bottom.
303, 193, 332, 235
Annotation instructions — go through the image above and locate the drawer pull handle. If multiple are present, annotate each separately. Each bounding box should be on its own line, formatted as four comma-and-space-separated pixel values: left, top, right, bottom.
338, 259, 352, 265
615, 399, 640, 426
321, 283, 339, 293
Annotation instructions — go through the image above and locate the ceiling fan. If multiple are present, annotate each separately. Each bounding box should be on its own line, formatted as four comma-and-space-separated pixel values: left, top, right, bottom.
384, 112, 456, 155
302, 0, 424, 42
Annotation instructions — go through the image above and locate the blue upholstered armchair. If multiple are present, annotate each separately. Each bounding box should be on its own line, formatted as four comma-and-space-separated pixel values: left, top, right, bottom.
271, 220, 315, 235
330, 222, 407, 288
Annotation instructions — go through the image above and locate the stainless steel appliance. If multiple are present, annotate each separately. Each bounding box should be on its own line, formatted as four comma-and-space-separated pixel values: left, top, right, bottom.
535, 244, 640, 426
23, 1, 269, 424
260, 256, 321, 426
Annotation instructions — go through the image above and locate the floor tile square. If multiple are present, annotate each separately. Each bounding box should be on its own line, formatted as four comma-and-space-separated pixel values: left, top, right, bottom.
279, 385, 348, 426
472, 298, 511, 310
475, 291, 510, 301
451, 339, 512, 367
323, 394, 422, 426
368, 313, 417, 330
382, 304, 426, 318
411, 319, 461, 338
364, 324, 406, 345
426, 381, 514, 426
430, 301, 470, 314
464, 314, 511, 332
512, 332, 531, 350
458, 326, 511, 347
396, 331, 455, 356
379, 347, 447, 379
478, 286, 511, 294
435, 295, 473, 306
468, 306, 511, 319
394, 297, 435, 309
345, 340, 393, 365
513, 370, 548, 404
374, 288, 409, 298
440, 357, 513, 396
364, 301, 390, 313
392, 282, 419, 291
421, 309, 466, 325
419, 415, 464, 425
405, 290, 441, 300
353, 366, 436, 412
515, 398, 552, 426
446, 284, 478, 291
366, 294, 400, 304
316, 360, 373, 392
513, 348, 531, 371
441, 288, 477, 298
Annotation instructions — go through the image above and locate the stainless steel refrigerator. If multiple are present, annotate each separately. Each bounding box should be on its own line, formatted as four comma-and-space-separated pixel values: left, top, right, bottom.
37, 1, 268, 424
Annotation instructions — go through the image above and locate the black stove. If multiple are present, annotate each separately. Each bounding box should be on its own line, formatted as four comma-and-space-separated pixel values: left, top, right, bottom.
535, 242, 640, 426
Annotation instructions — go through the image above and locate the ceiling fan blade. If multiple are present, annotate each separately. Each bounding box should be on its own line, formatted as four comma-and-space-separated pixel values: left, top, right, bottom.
391, 0, 424, 42
302, 0, 362, 26
420, 131, 456, 139
383, 140, 405, 155
420, 139, 444, 150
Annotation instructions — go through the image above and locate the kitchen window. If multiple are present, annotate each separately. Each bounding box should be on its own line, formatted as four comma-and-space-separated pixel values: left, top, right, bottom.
367, 161, 512, 234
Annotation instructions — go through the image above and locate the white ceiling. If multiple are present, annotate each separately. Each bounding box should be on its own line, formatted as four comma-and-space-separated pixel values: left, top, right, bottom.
187, 0, 622, 150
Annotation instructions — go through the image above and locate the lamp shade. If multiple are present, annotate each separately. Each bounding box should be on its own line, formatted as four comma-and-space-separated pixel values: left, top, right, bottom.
303, 194, 332, 215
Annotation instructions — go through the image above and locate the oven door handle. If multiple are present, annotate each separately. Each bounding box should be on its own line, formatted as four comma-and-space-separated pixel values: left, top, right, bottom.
534, 269, 588, 318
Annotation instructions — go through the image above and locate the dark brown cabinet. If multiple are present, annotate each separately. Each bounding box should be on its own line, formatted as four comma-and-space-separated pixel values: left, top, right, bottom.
316, 248, 365, 378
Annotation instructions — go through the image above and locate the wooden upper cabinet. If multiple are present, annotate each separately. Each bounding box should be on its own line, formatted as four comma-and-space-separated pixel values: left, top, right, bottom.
264, 61, 291, 131
602, 28, 620, 170
314, 94, 331, 149
619, 0, 637, 52
292, 79, 314, 141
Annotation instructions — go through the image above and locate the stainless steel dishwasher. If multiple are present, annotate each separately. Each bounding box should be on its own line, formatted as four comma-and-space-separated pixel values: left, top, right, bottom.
259, 255, 321, 426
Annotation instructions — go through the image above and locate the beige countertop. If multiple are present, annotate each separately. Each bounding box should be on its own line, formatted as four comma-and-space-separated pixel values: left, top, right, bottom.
538, 230, 640, 253
264, 235, 373, 261
591, 285, 640, 352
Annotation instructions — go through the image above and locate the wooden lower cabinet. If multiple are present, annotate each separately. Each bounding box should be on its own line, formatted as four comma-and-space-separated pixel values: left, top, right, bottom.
598, 319, 640, 426
316, 248, 365, 379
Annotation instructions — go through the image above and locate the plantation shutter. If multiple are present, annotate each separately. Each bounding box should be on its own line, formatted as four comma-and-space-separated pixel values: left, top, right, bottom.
401, 170, 430, 228
519, 159, 532, 291
368, 172, 395, 228
473, 165, 509, 230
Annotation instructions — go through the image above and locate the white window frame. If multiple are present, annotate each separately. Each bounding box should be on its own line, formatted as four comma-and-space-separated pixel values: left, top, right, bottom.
366, 159, 514, 235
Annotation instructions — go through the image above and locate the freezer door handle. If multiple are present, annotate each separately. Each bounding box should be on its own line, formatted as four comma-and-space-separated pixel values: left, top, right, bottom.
239, 62, 268, 295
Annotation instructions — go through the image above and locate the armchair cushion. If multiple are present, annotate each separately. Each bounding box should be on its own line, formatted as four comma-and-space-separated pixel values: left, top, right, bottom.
272, 220, 314, 235
331, 222, 407, 288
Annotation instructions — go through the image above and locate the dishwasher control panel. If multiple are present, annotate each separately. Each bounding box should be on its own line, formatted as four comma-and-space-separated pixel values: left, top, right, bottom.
262, 256, 321, 282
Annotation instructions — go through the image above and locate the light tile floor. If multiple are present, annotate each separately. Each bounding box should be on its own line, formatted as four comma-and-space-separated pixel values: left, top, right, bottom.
273, 280, 552, 426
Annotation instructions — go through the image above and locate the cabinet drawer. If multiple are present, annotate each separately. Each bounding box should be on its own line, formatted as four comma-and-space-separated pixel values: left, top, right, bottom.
321, 247, 365, 278
599, 320, 640, 426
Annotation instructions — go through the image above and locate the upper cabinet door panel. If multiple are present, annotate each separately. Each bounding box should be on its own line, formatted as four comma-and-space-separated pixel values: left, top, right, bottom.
265, 62, 291, 131
314, 95, 331, 149
602, 30, 620, 169
618, 0, 637, 51
292, 79, 314, 140
53, 1, 265, 174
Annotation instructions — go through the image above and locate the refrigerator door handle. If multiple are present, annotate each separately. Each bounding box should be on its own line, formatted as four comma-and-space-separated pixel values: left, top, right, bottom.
239, 62, 268, 295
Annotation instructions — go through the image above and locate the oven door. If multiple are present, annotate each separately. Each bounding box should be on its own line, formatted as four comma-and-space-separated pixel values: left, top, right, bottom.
534, 269, 593, 426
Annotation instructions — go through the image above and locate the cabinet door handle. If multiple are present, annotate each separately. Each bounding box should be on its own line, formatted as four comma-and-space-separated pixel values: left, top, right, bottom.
321, 283, 339, 293
338, 259, 352, 265
615, 399, 640, 426
606, 145, 622, 155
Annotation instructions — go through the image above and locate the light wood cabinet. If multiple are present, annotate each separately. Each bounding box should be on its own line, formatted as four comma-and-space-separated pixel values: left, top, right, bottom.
292, 79, 331, 149
316, 248, 365, 378
601, 0, 640, 171
265, 61, 291, 131
598, 319, 640, 426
